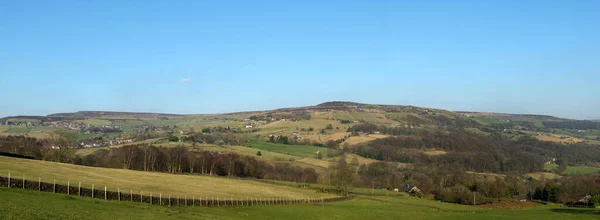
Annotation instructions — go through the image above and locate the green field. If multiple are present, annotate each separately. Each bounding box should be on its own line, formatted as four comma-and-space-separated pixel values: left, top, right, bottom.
1, 187, 599, 220
543, 164, 600, 175
3, 126, 31, 134
75, 119, 112, 126
0, 156, 332, 199
563, 166, 600, 175
248, 142, 326, 158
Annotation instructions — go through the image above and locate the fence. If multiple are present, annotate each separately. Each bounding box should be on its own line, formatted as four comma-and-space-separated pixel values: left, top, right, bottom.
0, 173, 353, 207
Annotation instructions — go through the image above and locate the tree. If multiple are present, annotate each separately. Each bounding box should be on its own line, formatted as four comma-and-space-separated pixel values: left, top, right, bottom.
269, 135, 275, 143
556, 158, 567, 174
326, 140, 337, 148
332, 157, 354, 196
256, 151, 262, 156
168, 136, 179, 142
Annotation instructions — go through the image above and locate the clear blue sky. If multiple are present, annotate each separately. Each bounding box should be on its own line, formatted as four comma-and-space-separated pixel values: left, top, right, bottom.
1, 0, 598, 119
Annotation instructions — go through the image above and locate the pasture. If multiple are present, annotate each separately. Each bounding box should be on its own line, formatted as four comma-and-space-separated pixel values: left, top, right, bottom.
0, 156, 333, 199
543, 164, 600, 176
4, 126, 31, 134
1, 187, 599, 220
248, 142, 325, 158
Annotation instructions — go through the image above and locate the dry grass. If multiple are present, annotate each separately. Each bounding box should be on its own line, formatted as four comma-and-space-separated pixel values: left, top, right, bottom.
342, 134, 389, 146
0, 156, 335, 199
535, 134, 584, 144
423, 150, 448, 156
524, 172, 562, 180
466, 171, 507, 178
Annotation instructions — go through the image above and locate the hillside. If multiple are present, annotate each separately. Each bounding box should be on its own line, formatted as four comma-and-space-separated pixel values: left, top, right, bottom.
2, 187, 599, 220
2, 101, 600, 207
0, 156, 332, 199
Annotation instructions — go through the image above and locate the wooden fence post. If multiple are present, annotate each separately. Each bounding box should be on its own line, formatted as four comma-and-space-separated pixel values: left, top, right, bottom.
22, 174, 25, 189
130, 190, 133, 202
192, 196, 194, 206
7, 172, 10, 188
118, 188, 120, 201
92, 184, 94, 198
185, 195, 187, 207
38, 177, 41, 191
78, 181, 81, 196
141, 191, 143, 203
150, 192, 153, 204
177, 196, 179, 206
168, 194, 171, 206
53, 179, 56, 193
67, 181, 70, 195
104, 186, 107, 200
200, 196, 203, 207
159, 193, 162, 206
217, 197, 220, 207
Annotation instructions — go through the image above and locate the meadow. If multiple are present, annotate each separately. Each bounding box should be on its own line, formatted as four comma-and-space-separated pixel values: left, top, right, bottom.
1, 187, 598, 220
0, 156, 332, 199
248, 142, 326, 158
543, 164, 600, 175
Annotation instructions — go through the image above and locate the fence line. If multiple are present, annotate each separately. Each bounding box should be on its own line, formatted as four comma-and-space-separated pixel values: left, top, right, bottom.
0, 173, 353, 208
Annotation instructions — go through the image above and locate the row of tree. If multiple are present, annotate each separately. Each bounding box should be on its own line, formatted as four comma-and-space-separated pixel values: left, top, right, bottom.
351, 129, 600, 174
542, 120, 600, 130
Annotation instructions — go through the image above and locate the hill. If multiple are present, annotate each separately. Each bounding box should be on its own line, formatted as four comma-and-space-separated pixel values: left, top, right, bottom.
2, 101, 600, 207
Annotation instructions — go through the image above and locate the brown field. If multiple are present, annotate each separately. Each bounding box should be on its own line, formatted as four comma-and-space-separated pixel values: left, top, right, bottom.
423, 150, 448, 156
535, 134, 584, 144
342, 134, 389, 146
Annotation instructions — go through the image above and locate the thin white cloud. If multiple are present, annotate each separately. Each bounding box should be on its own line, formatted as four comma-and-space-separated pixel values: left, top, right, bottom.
181, 78, 192, 83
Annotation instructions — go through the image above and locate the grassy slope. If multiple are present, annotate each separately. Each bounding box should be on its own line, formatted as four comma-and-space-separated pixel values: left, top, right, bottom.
0, 156, 332, 199
248, 142, 326, 158
1, 187, 599, 220
543, 163, 600, 176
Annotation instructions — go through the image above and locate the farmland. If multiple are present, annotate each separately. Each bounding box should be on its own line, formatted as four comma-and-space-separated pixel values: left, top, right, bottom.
0, 156, 332, 199
248, 142, 326, 158
1, 187, 599, 220
543, 164, 600, 175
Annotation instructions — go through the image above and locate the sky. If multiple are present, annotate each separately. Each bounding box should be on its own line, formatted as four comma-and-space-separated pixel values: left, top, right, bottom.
1, 0, 599, 119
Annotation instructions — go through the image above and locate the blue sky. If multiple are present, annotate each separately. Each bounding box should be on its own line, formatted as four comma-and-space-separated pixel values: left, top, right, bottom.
1, 0, 598, 119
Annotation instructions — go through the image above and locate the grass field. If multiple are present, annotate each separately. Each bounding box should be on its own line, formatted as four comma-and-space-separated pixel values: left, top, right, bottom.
525, 172, 562, 180
342, 134, 388, 146
75, 119, 112, 125
0, 156, 333, 199
1, 187, 599, 220
4, 126, 31, 134
563, 166, 600, 175
423, 150, 448, 156
248, 142, 326, 158
543, 164, 600, 176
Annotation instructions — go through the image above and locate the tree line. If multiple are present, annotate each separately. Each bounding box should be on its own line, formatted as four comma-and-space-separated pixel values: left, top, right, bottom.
542, 120, 600, 130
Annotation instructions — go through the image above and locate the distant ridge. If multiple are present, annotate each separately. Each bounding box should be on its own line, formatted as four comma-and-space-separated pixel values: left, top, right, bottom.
0, 101, 577, 122
48, 111, 181, 118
